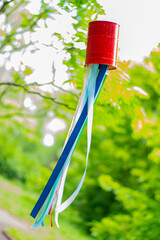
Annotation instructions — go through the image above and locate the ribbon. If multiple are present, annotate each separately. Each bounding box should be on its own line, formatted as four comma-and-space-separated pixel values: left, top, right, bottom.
31, 64, 108, 228
32, 65, 92, 228
55, 64, 99, 227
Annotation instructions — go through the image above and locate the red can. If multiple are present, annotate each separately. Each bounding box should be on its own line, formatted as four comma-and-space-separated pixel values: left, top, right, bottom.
85, 21, 120, 70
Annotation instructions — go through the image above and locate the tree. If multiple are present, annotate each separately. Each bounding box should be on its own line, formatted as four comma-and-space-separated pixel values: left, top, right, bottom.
73, 49, 160, 240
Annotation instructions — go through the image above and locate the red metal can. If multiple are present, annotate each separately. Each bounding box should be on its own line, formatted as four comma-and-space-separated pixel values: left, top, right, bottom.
85, 21, 120, 70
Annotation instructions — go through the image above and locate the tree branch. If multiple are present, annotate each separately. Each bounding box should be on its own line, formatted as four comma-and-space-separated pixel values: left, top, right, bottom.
25, 81, 78, 98
0, 110, 47, 119
0, 82, 76, 110
6, 0, 25, 17
0, 81, 78, 97
0, 0, 14, 13
0, 86, 11, 100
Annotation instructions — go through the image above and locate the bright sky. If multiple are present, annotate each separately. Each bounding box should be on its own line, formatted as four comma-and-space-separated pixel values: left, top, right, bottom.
98, 0, 160, 62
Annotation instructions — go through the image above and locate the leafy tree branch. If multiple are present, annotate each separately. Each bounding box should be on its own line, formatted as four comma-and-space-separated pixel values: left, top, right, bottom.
0, 81, 76, 110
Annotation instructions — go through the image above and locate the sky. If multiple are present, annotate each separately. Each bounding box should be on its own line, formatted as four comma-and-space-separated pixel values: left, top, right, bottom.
20, 0, 160, 91
98, 0, 160, 61
24, 0, 160, 65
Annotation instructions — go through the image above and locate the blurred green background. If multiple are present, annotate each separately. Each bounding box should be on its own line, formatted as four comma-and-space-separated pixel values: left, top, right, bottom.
0, 0, 160, 240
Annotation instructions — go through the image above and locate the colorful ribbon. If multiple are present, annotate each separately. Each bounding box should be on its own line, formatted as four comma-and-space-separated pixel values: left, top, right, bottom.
30, 64, 109, 228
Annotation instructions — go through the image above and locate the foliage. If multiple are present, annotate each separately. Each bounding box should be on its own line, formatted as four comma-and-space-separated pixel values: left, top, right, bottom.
0, 0, 104, 182
0, 176, 93, 240
57, 0, 105, 89
67, 50, 160, 240
0, 0, 105, 187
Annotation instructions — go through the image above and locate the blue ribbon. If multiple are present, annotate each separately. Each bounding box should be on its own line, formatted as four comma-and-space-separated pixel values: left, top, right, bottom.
30, 64, 108, 220
32, 65, 99, 229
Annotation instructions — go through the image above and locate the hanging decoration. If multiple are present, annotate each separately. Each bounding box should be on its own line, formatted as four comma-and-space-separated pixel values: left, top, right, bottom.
30, 20, 120, 228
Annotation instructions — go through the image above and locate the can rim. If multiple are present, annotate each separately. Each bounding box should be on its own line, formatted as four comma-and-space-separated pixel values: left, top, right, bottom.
89, 20, 120, 27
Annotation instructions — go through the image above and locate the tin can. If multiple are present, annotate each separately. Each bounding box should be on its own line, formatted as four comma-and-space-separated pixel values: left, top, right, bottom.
85, 21, 120, 70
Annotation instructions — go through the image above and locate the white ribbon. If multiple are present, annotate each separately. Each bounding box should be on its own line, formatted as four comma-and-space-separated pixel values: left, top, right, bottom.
32, 64, 108, 229
32, 65, 92, 228
55, 64, 99, 227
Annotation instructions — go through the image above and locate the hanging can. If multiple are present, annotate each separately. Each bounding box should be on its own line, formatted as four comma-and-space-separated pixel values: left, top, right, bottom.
85, 21, 120, 70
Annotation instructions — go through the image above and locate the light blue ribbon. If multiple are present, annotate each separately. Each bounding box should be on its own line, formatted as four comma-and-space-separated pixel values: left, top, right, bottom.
31, 64, 108, 228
